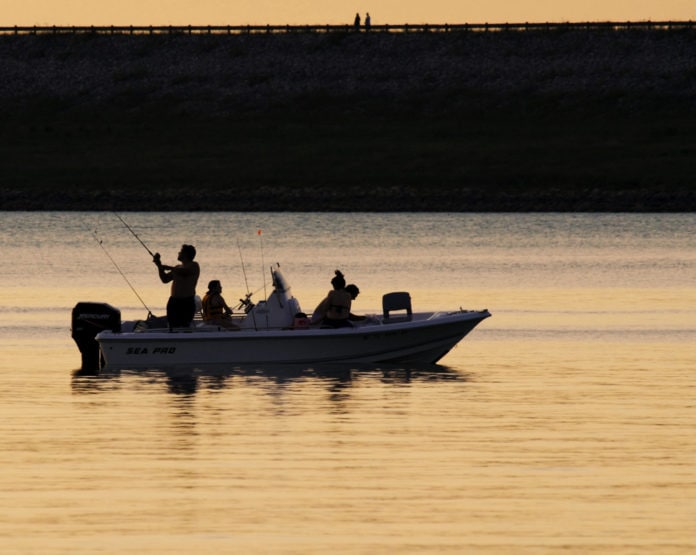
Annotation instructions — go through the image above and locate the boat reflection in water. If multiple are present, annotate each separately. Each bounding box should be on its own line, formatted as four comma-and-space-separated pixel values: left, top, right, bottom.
72, 361, 468, 397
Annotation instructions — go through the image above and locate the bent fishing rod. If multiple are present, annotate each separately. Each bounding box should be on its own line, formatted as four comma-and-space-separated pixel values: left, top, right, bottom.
114, 212, 155, 258
92, 230, 153, 317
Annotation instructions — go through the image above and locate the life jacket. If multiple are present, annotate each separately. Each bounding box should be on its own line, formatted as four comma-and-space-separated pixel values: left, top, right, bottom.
202, 293, 224, 321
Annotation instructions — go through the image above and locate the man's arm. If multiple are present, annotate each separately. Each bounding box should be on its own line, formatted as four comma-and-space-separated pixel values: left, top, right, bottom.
153, 253, 173, 283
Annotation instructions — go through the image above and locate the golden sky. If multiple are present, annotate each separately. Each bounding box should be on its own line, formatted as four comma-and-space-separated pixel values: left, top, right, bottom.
2, 0, 695, 26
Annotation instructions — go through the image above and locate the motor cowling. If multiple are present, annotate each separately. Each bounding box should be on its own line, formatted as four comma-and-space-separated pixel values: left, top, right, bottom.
71, 302, 121, 370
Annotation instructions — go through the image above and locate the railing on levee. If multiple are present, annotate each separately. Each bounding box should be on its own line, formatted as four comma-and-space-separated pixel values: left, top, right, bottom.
0, 21, 694, 35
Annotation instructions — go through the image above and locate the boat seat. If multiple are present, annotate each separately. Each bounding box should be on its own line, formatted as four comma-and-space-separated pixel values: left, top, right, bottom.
382, 292, 412, 322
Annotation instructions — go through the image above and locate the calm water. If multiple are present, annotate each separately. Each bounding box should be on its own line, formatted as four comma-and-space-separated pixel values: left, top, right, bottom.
1, 212, 695, 554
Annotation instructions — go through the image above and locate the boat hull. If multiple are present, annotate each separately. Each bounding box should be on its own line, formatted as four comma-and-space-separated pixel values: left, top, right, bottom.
97, 310, 490, 369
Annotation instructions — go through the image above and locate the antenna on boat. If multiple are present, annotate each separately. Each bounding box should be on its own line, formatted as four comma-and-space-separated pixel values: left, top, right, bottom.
92, 230, 153, 317
114, 212, 155, 257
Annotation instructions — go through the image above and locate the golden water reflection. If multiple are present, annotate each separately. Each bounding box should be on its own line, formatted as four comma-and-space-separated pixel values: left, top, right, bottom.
1, 213, 695, 553
2, 336, 694, 554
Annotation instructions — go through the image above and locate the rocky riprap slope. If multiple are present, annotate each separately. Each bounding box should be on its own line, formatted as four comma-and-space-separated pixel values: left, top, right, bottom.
1, 29, 696, 211
1, 29, 695, 116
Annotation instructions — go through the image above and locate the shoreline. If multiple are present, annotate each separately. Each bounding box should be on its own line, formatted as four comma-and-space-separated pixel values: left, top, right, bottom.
3, 183, 693, 212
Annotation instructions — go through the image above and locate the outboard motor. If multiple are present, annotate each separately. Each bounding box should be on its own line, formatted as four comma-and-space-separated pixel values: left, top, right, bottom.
71, 302, 121, 371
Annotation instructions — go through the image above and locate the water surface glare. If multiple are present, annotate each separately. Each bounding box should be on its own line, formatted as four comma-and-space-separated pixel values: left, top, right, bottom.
0, 212, 694, 554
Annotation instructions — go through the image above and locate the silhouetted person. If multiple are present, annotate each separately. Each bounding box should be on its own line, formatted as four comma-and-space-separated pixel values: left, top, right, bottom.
345, 284, 367, 321
365, 13, 371, 31
354, 13, 361, 30
311, 269, 352, 327
153, 244, 200, 328
202, 280, 238, 329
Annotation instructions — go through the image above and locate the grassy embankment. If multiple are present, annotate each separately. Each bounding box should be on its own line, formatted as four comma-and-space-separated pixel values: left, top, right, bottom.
1, 30, 695, 211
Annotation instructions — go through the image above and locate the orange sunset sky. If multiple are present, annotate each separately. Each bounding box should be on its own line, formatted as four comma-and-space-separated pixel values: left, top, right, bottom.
2, 1, 695, 26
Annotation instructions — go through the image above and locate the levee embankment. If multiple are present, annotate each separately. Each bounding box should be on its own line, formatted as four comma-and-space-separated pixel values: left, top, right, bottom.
1, 29, 695, 210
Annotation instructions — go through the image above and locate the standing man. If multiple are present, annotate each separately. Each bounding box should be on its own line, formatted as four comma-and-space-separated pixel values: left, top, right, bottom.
153, 244, 200, 329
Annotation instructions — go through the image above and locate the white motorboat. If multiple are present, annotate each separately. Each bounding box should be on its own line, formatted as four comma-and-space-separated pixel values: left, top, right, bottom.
72, 264, 490, 370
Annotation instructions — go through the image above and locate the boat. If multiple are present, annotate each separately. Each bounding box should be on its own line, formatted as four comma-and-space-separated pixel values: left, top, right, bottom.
71, 264, 490, 370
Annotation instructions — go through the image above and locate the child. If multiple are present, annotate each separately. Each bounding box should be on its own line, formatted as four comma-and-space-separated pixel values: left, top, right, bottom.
201, 280, 238, 329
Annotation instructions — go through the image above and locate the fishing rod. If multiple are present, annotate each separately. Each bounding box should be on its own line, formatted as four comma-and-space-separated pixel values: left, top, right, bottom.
235, 232, 274, 329
114, 212, 155, 257
236, 239, 257, 329
233, 281, 268, 311
258, 228, 267, 301
92, 230, 153, 317
237, 239, 251, 298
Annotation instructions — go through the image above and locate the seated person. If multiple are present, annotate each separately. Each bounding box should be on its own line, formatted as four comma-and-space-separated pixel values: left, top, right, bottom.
201, 280, 238, 329
345, 284, 367, 322
311, 270, 353, 328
